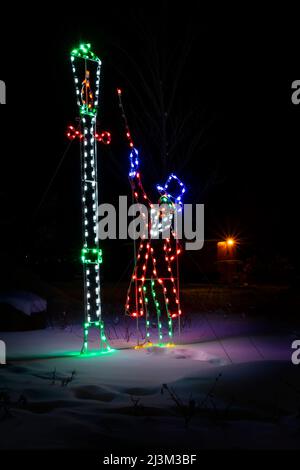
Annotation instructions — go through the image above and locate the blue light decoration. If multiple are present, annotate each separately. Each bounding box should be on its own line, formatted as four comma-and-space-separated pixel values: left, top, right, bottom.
156, 173, 186, 211
129, 147, 140, 178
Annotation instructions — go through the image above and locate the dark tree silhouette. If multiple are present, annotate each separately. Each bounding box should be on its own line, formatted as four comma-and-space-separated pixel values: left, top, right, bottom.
110, 4, 215, 186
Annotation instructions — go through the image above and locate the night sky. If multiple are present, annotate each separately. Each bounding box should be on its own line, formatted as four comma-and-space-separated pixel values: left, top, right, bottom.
0, 5, 299, 280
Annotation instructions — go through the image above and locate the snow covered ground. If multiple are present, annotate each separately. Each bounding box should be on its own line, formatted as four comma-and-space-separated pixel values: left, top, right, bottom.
0, 313, 299, 450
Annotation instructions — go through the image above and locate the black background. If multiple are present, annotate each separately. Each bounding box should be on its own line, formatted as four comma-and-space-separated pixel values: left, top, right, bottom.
0, 3, 299, 281
0, 3, 299, 462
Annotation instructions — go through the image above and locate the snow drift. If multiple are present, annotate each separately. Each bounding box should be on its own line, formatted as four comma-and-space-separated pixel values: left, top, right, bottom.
0, 291, 47, 331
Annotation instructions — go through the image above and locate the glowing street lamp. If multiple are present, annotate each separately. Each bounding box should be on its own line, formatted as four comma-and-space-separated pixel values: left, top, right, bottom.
217, 237, 237, 259
216, 236, 239, 283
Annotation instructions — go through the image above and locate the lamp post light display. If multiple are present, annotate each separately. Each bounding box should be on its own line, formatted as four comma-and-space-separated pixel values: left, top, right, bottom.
70, 43, 111, 354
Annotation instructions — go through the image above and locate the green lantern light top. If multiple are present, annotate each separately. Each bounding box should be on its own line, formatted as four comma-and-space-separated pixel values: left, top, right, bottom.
71, 43, 101, 63
70, 42, 102, 116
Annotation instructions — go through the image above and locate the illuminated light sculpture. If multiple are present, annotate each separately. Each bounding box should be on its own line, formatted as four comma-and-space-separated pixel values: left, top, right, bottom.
117, 89, 186, 347
66, 125, 111, 145
70, 43, 112, 354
